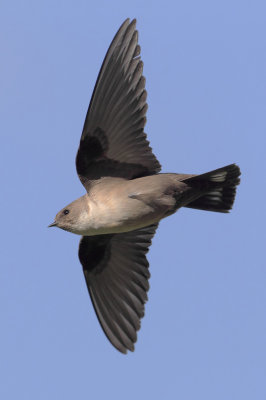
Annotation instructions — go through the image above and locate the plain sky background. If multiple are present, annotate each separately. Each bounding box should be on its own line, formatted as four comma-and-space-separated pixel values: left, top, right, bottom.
1, 1, 265, 399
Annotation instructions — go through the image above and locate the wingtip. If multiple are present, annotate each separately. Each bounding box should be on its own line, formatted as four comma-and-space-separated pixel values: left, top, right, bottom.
121, 17, 137, 27
114, 338, 135, 355
117, 18, 131, 35
124, 18, 137, 30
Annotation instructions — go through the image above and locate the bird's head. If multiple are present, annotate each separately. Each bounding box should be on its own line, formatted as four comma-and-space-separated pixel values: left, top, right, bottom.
49, 195, 89, 234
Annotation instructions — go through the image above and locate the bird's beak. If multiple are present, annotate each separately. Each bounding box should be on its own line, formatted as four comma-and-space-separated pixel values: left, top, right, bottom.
48, 221, 57, 228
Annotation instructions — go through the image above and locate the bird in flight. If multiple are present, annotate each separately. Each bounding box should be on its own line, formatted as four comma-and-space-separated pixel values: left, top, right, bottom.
49, 18, 241, 354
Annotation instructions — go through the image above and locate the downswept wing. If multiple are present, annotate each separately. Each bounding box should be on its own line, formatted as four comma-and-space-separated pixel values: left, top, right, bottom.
78, 224, 158, 353
76, 19, 161, 190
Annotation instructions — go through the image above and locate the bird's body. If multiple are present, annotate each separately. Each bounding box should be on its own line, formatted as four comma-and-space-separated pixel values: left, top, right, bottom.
50, 18, 241, 354
58, 174, 190, 236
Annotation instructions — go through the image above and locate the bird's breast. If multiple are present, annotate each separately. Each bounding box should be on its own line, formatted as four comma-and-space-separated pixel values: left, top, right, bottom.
80, 191, 158, 236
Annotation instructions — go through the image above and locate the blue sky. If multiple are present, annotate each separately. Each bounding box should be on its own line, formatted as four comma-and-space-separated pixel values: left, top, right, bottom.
1, 0, 265, 399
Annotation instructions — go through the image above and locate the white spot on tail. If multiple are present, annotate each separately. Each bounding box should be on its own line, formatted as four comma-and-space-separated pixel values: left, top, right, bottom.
210, 171, 227, 182
207, 188, 223, 201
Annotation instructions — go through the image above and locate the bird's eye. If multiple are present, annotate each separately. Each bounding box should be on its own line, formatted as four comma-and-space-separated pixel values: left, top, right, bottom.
63, 209, 69, 215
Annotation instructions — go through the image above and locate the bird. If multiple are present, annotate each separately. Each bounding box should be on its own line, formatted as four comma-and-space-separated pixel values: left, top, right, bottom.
49, 18, 241, 354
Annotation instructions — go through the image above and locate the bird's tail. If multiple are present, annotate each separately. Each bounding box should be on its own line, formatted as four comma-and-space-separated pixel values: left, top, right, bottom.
183, 164, 241, 213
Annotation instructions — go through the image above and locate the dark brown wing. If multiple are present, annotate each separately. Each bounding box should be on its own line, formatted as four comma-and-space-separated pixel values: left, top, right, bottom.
78, 224, 158, 354
76, 19, 161, 190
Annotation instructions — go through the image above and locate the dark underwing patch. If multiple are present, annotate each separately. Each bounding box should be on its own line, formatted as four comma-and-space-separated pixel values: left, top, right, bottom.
79, 234, 113, 274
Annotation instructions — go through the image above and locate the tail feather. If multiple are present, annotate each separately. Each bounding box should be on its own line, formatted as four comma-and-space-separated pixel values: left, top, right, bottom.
183, 164, 241, 213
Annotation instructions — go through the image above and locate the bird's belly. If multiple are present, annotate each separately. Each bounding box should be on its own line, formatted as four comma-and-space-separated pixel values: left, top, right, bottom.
80, 198, 160, 236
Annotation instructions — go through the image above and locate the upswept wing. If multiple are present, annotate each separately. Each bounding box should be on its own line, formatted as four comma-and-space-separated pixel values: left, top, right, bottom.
76, 19, 161, 190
